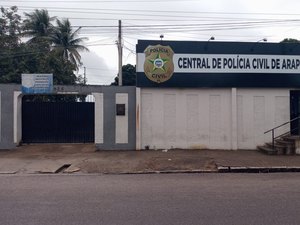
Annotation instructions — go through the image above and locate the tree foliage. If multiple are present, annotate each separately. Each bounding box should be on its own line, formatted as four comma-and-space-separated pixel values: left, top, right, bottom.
49, 19, 89, 70
23, 9, 55, 44
281, 38, 300, 43
0, 6, 21, 39
0, 6, 23, 83
111, 64, 136, 86
0, 6, 88, 85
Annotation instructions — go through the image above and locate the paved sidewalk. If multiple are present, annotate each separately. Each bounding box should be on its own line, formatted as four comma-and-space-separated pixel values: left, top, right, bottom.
0, 144, 300, 174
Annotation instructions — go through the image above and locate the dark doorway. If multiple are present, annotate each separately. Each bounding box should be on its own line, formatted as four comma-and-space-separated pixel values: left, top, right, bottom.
22, 98, 94, 143
290, 90, 300, 135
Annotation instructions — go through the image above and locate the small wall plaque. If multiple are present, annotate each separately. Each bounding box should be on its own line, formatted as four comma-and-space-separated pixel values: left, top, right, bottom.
116, 104, 126, 116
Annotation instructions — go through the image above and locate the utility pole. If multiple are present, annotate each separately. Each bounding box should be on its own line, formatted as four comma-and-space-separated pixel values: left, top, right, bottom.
117, 20, 122, 86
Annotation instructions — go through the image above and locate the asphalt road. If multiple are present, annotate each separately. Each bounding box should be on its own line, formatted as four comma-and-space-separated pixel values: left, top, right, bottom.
1, 173, 300, 225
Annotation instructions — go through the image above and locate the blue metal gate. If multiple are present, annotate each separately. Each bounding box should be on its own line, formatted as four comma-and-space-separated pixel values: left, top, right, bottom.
22, 101, 94, 143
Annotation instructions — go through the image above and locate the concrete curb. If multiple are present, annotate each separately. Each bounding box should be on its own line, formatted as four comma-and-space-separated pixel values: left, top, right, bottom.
0, 171, 17, 174
102, 166, 300, 175
3, 167, 300, 175
102, 169, 218, 175
218, 166, 300, 173
102, 167, 300, 175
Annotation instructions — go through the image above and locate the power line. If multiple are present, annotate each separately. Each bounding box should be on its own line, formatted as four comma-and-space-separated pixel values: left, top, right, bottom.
123, 45, 135, 55
85, 43, 115, 46
73, 19, 300, 28
4, 5, 300, 17
85, 67, 117, 72
5, 5, 300, 24
2, 0, 200, 2
67, 17, 270, 22
75, 22, 300, 36
1, 5, 298, 43
6, 5, 300, 20
123, 39, 135, 47
4, 6, 244, 20
0, 49, 51, 59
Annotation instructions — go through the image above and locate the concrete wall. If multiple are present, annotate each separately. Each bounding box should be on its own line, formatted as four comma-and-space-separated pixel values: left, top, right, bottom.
0, 84, 136, 150
0, 83, 292, 151
236, 89, 290, 149
137, 88, 292, 150
94, 86, 136, 150
0, 84, 20, 149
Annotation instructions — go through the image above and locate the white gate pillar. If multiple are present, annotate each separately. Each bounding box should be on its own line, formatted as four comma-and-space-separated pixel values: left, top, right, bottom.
93, 93, 104, 144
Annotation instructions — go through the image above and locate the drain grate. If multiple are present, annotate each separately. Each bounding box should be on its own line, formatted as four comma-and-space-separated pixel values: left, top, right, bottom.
55, 164, 71, 173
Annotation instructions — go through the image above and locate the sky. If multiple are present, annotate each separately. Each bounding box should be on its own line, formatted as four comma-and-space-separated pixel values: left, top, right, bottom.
2, 0, 300, 85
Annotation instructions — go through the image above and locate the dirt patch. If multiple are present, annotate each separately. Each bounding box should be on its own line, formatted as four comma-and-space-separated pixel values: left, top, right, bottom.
77, 149, 216, 173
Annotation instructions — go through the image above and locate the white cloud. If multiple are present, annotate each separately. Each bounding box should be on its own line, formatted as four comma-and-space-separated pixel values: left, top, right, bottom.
79, 51, 117, 85
3, 0, 300, 84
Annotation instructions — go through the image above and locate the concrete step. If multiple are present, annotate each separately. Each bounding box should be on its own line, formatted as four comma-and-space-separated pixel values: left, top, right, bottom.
259, 134, 297, 156
265, 143, 286, 155
266, 142, 286, 148
275, 139, 295, 146
257, 146, 277, 155
282, 135, 300, 141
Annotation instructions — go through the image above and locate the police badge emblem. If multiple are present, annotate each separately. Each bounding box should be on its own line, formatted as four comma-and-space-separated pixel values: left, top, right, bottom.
143, 45, 174, 83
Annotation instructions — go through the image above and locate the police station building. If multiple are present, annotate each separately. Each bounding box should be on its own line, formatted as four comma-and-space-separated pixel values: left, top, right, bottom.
136, 40, 300, 150
1, 40, 300, 151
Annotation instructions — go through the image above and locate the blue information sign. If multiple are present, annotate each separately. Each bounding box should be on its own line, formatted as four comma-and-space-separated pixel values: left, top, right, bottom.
22, 74, 53, 94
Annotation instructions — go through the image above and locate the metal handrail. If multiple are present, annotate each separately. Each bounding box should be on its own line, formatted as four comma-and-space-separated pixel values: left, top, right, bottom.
264, 116, 300, 149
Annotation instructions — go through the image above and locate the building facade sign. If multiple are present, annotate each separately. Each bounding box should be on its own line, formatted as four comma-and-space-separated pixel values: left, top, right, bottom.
139, 54, 300, 74
136, 40, 300, 87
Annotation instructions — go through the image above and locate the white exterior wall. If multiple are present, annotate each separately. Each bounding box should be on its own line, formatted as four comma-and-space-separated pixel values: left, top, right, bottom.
139, 88, 290, 150
236, 89, 290, 149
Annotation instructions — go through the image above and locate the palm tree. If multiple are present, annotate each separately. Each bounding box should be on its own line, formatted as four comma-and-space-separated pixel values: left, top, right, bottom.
50, 18, 89, 70
23, 9, 55, 44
